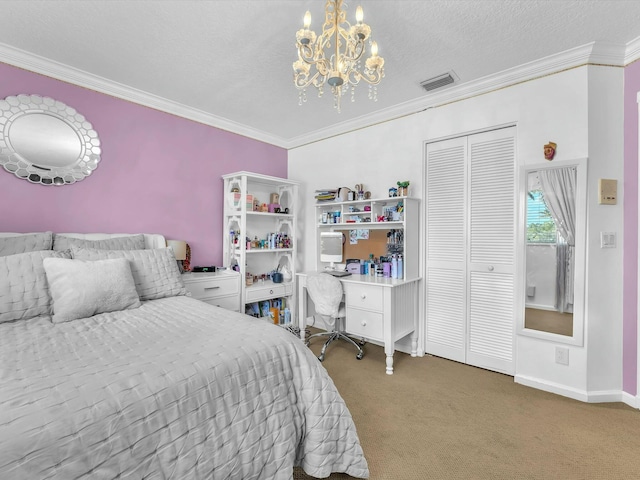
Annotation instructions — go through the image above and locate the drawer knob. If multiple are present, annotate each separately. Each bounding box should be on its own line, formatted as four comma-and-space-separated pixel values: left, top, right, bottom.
270, 289, 274, 294
361, 320, 367, 326
488, 265, 494, 271
360, 294, 366, 299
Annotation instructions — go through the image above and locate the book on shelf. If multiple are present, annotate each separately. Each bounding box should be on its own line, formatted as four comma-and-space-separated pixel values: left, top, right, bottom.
315, 188, 337, 202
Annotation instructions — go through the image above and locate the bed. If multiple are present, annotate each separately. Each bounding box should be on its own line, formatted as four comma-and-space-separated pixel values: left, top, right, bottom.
0, 232, 369, 479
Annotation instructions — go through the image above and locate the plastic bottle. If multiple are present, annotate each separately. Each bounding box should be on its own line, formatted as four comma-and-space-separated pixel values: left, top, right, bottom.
397, 254, 403, 279
391, 254, 398, 279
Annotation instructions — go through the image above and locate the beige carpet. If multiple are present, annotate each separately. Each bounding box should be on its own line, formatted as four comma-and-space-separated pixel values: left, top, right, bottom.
294, 338, 640, 480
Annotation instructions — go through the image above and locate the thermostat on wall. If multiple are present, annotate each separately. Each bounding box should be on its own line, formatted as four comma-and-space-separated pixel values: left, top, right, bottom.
598, 178, 617, 205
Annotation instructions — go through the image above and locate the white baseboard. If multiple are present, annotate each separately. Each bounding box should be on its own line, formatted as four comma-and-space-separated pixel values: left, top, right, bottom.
622, 391, 640, 409
516, 374, 640, 408
587, 389, 626, 403
515, 374, 590, 402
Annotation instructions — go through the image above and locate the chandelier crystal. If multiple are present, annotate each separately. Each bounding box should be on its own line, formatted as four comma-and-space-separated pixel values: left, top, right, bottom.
293, 0, 385, 113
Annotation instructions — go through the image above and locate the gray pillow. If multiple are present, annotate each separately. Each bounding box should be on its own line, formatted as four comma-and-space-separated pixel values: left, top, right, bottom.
71, 247, 186, 301
0, 232, 53, 257
43, 257, 141, 324
0, 249, 71, 323
53, 234, 145, 252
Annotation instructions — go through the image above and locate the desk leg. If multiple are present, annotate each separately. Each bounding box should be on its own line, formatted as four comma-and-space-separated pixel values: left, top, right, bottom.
385, 350, 394, 375
297, 277, 307, 342
410, 281, 419, 357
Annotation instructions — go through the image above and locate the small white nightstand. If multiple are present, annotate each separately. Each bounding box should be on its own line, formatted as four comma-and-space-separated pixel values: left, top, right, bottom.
181, 270, 241, 312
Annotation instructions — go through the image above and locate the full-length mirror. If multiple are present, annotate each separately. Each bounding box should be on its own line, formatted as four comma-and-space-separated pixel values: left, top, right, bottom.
0, 94, 101, 185
522, 161, 586, 345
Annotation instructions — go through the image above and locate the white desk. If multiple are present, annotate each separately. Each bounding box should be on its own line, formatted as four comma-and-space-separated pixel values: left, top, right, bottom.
297, 272, 421, 375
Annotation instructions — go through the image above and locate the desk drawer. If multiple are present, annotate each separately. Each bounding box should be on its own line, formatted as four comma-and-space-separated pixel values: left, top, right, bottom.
346, 308, 383, 341
344, 283, 383, 312
186, 276, 239, 300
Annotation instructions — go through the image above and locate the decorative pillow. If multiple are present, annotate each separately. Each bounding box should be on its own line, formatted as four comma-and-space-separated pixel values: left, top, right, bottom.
0, 232, 53, 257
0, 249, 70, 323
53, 234, 145, 252
71, 247, 186, 301
43, 257, 141, 324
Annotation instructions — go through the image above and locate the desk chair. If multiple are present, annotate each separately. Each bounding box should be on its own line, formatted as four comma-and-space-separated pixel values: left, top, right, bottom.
305, 273, 364, 362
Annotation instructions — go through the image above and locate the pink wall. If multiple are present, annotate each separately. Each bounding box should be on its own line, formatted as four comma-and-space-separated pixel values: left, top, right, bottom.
0, 62, 287, 267
623, 59, 640, 395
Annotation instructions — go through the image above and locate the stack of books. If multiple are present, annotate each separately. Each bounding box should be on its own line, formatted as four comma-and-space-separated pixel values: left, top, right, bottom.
315, 189, 337, 202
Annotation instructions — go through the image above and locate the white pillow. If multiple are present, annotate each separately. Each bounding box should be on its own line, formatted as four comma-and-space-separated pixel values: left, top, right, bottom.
0, 250, 70, 323
71, 247, 186, 301
53, 234, 145, 252
0, 232, 53, 257
43, 257, 141, 323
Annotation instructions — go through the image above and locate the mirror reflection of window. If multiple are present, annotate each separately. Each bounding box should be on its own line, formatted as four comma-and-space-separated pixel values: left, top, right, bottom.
524, 167, 576, 337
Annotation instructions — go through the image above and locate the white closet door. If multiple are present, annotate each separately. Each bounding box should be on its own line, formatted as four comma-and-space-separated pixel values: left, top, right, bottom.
425, 136, 467, 362
467, 128, 516, 374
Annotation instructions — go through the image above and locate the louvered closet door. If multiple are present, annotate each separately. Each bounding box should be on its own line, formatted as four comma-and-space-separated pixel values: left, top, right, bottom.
467, 128, 515, 375
425, 136, 467, 363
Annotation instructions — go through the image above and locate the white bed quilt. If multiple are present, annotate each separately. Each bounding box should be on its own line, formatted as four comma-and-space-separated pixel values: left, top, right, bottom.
0, 296, 368, 479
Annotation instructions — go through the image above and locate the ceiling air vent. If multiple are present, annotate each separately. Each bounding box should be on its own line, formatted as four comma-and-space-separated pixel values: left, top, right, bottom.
420, 72, 456, 92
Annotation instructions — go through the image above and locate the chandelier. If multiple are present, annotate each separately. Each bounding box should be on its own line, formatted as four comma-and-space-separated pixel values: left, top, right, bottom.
293, 0, 385, 112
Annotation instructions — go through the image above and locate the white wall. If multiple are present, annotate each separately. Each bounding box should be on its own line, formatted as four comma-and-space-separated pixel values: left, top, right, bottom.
288, 65, 625, 400
585, 66, 625, 397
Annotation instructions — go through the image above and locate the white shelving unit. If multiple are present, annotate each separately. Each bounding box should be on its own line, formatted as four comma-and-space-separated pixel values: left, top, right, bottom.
222, 171, 298, 320
315, 196, 419, 280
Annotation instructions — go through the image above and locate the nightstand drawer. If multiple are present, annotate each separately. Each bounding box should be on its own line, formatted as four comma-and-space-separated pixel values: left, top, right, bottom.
185, 275, 239, 299
199, 295, 240, 312
345, 308, 383, 341
344, 283, 383, 312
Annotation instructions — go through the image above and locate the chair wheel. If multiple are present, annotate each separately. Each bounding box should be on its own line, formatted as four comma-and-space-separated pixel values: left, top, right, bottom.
317, 355, 325, 362
356, 353, 363, 360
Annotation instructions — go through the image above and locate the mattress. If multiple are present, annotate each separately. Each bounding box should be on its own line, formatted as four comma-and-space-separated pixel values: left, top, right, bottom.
0, 296, 368, 479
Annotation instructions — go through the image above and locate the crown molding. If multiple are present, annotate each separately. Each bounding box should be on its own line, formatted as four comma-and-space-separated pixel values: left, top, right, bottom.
588, 41, 627, 65
287, 41, 631, 148
0, 39, 633, 151
0, 43, 289, 148
626, 36, 640, 65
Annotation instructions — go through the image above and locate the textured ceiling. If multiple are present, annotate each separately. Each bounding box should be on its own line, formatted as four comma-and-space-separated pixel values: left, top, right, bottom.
0, 1, 639, 148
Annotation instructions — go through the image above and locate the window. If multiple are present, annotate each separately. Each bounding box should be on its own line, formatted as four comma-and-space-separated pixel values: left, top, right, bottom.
527, 190, 556, 243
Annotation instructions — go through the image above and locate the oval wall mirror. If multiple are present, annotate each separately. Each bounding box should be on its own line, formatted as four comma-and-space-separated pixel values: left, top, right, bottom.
0, 94, 101, 185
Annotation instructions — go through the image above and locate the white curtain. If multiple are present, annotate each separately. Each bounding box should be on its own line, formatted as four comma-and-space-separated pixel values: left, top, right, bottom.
538, 167, 576, 313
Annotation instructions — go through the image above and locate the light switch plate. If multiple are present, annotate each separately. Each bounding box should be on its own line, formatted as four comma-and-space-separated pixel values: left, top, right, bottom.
601, 232, 616, 248
598, 178, 617, 205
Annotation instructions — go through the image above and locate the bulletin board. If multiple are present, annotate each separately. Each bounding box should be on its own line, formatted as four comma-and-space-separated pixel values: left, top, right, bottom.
341, 229, 388, 261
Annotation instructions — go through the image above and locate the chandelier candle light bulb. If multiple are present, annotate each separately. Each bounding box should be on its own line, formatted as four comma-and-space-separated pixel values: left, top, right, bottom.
293, 0, 385, 112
